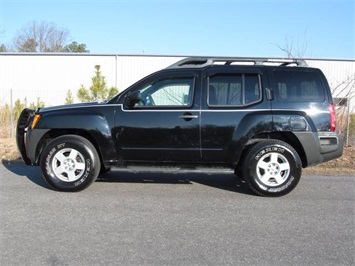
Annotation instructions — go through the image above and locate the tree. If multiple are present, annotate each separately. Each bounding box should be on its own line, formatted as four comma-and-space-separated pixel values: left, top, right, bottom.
6, 21, 89, 52
107, 86, 118, 99
0, 44, 7, 52
278, 30, 309, 58
18, 38, 37, 52
28, 97, 45, 109
77, 65, 118, 102
62, 41, 89, 53
13, 21, 70, 52
77, 85, 91, 102
13, 98, 27, 120
0, 27, 6, 52
65, 90, 74, 104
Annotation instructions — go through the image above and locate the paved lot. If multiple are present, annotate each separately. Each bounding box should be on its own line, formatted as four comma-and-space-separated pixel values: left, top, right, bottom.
0, 162, 354, 266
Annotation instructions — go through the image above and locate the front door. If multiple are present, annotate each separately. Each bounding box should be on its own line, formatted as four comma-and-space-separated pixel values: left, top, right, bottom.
114, 72, 201, 163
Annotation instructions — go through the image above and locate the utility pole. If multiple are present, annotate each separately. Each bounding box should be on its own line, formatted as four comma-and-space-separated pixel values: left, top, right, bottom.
10, 89, 14, 138
346, 100, 350, 147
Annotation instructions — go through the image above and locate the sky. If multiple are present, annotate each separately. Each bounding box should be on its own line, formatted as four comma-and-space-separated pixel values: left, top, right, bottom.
0, 0, 354, 59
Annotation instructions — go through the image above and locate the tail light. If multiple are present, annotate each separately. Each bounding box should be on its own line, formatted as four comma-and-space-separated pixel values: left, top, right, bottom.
329, 103, 336, 132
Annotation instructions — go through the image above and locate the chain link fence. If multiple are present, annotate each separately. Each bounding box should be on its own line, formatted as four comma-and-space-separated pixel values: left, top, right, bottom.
1, 89, 354, 146
0, 88, 52, 139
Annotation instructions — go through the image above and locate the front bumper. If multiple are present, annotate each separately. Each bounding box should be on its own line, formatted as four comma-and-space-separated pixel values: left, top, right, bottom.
16, 109, 34, 165
16, 109, 49, 165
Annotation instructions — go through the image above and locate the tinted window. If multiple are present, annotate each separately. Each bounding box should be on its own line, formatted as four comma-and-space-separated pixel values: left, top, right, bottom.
208, 74, 261, 106
273, 70, 325, 102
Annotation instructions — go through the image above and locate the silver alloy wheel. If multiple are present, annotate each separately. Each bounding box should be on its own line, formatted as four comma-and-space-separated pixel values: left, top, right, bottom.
256, 152, 290, 187
51, 148, 86, 182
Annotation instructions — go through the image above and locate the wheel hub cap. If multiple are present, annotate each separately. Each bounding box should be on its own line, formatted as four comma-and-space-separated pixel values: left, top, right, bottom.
267, 163, 280, 176
63, 158, 76, 171
256, 152, 290, 187
52, 148, 86, 182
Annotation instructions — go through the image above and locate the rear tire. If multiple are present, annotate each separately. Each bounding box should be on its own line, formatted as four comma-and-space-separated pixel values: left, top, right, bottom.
242, 140, 302, 197
40, 135, 100, 192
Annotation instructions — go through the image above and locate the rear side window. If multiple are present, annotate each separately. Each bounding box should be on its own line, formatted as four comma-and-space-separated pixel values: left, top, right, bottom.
208, 74, 261, 106
273, 70, 325, 102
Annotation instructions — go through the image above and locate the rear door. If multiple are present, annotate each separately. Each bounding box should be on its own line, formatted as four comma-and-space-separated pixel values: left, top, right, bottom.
200, 66, 272, 163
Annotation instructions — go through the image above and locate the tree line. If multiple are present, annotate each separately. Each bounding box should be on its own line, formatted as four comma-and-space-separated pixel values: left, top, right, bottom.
0, 21, 89, 53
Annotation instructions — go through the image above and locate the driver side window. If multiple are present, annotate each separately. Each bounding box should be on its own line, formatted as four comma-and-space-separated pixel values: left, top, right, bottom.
137, 78, 194, 107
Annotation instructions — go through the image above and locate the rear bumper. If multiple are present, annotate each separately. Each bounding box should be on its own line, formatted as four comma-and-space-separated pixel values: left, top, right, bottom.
294, 132, 343, 167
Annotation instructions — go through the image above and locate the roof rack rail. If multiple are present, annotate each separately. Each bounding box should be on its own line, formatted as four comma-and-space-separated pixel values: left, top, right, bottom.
167, 57, 308, 68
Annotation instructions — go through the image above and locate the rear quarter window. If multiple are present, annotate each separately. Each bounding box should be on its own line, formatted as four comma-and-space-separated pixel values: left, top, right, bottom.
273, 70, 325, 102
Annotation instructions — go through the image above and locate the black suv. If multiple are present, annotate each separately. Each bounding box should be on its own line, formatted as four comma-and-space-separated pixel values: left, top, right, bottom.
17, 57, 343, 196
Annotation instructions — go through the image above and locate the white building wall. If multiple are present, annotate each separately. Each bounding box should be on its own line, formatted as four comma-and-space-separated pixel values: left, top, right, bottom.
1, 54, 116, 106
306, 59, 355, 109
0, 54, 354, 110
115, 55, 183, 91
0, 54, 183, 107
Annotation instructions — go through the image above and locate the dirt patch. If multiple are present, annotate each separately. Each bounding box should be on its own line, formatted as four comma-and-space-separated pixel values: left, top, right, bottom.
1, 138, 354, 175
304, 146, 355, 175
0, 138, 21, 162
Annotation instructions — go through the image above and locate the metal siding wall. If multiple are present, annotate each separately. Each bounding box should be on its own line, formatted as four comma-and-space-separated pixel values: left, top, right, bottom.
116, 56, 183, 90
306, 59, 355, 111
306, 60, 355, 93
1, 55, 117, 106
0, 54, 183, 107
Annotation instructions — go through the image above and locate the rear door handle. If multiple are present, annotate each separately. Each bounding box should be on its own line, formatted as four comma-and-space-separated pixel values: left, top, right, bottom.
179, 112, 198, 121
179, 115, 198, 119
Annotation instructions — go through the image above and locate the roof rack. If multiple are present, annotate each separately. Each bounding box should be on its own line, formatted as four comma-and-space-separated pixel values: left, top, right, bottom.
167, 57, 308, 68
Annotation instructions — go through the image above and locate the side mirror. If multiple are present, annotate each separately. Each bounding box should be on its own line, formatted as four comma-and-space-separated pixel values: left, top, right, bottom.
126, 91, 142, 108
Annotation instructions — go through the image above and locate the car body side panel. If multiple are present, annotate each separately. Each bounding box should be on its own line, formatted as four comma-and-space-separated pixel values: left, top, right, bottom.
24, 105, 119, 166
113, 107, 201, 163
200, 110, 273, 164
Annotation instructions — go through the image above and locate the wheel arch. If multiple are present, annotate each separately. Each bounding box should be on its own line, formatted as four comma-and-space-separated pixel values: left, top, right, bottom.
34, 128, 114, 167
237, 131, 308, 169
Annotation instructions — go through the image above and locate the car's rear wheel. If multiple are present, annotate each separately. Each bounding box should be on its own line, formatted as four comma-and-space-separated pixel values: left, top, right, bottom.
242, 140, 302, 197
40, 135, 100, 192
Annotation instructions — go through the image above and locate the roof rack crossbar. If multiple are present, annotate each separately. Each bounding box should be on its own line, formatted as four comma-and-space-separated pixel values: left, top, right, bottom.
167, 57, 308, 68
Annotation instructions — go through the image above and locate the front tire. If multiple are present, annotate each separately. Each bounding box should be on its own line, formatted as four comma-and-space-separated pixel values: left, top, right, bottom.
242, 140, 302, 197
40, 135, 100, 192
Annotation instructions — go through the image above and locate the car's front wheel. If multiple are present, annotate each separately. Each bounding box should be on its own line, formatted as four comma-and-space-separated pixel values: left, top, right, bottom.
40, 135, 100, 192
242, 140, 302, 197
